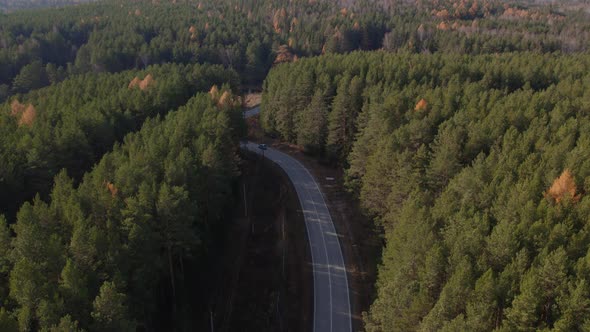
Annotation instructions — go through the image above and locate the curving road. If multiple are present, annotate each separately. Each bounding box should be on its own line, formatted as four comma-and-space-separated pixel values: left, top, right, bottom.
244, 106, 261, 118
241, 139, 352, 332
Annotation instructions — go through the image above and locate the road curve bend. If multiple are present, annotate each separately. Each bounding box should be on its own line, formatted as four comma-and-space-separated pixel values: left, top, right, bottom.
241, 141, 352, 332
244, 106, 261, 118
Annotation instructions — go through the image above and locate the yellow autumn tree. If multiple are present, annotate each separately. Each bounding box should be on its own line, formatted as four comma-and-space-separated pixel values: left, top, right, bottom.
10, 100, 26, 116
105, 181, 118, 197
218, 91, 231, 107
128, 77, 141, 89
545, 169, 581, 203
19, 104, 36, 127
415, 98, 428, 111
139, 74, 155, 90
209, 85, 219, 100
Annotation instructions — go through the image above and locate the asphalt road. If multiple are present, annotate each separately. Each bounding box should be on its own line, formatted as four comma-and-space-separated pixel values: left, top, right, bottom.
244, 106, 260, 118
241, 140, 352, 332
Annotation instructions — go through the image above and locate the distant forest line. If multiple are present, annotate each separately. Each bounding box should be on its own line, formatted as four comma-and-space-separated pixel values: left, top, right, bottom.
0, 0, 588, 102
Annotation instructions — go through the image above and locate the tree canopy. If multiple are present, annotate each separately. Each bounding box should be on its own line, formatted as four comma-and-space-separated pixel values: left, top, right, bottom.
1, 0, 590, 330
0, 62, 238, 222
1, 89, 242, 330
261, 51, 590, 331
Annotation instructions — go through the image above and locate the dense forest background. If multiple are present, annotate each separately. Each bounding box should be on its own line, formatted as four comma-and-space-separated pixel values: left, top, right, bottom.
1, 0, 589, 103
0, 0, 96, 13
0, 0, 590, 330
0, 0, 392, 102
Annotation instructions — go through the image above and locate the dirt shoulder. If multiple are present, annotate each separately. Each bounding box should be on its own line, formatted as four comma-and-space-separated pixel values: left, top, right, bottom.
243, 92, 262, 109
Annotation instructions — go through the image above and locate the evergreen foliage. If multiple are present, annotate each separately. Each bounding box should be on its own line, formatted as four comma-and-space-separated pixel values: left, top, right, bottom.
1, 0, 590, 330
261, 51, 590, 331
0, 63, 237, 221
1, 91, 242, 330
